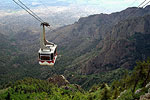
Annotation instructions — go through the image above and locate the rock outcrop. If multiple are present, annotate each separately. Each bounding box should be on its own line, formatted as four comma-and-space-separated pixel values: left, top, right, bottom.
140, 93, 150, 100
82, 15, 150, 74
139, 82, 150, 100
47, 75, 70, 87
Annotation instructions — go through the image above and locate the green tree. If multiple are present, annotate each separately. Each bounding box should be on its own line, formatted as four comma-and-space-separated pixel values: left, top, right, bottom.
142, 58, 150, 86
100, 84, 111, 100
131, 61, 146, 93
112, 88, 120, 99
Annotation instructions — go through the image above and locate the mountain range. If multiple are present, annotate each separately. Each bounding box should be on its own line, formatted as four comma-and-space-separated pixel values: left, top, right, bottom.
1, 6, 150, 89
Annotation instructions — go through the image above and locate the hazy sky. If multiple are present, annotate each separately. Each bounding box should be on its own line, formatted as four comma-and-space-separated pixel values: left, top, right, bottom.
1, 0, 150, 18
2, 0, 149, 13
35, 0, 149, 13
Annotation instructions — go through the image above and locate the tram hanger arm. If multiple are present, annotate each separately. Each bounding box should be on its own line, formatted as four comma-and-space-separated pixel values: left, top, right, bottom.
41, 22, 50, 27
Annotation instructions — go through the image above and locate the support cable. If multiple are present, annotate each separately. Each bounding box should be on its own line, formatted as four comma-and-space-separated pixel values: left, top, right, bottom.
17, 0, 44, 22
126, 0, 148, 19
12, 0, 43, 23
142, 0, 150, 7
12, 0, 54, 30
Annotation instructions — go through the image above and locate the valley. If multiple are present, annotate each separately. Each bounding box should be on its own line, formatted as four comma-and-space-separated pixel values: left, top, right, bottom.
1, 4, 150, 96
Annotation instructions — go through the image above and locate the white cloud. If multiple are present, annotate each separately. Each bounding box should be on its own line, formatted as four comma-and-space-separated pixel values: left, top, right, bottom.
47, 0, 149, 13
32, 2, 40, 6
1, 0, 150, 18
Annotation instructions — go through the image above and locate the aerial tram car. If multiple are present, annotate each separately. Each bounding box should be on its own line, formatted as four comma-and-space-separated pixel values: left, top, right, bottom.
38, 22, 57, 66
13, 0, 57, 66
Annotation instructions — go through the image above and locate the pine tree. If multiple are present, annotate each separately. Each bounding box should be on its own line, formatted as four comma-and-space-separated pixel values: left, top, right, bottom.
112, 88, 120, 99
100, 84, 111, 100
132, 61, 144, 93
142, 58, 150, 86
5, 92, 10, 100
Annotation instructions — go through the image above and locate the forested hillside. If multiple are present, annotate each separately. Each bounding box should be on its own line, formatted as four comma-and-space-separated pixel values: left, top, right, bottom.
0, 58, 150, 100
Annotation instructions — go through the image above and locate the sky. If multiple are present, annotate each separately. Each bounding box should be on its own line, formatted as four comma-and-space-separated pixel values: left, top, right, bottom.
32, 0, 149, 13
1, 0, 149, 13
1, 0, 150, 19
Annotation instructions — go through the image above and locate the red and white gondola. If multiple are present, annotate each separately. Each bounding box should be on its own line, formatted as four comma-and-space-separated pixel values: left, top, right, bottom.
38, 22, 57, 66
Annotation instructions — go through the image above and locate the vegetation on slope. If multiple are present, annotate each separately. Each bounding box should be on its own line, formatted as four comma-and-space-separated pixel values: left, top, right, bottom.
0, 58, 150, 100
0, 78, 87, 100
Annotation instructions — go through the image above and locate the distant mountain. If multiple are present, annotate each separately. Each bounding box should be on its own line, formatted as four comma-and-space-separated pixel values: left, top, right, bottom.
49, 6, 150, 74
0, 33, 19, 86
83, 15, 150, 74
46, 6, 150, 87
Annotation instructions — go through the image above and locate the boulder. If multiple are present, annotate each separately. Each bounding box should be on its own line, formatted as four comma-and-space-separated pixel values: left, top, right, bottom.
135, 88, 142, 94
140, 93, 150, 100
146, 82, 150, 88
47, 75, 70, 87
